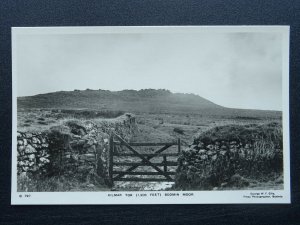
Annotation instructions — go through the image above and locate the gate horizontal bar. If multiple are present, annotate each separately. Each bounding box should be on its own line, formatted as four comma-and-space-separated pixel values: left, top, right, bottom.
113, 134, 173, 180
112, 171, 176, 175
113, 153, 179, 157
113, 178, 174, 182
113, 162, 178, 166
113, 141, 176, 146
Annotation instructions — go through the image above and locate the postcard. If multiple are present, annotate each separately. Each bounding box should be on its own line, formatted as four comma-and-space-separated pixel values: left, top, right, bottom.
11, 26, 290, 204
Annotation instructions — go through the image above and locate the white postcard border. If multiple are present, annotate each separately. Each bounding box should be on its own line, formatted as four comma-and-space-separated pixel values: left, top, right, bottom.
11, 26, 290, 204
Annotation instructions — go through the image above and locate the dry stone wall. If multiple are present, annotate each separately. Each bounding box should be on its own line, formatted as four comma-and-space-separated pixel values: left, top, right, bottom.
17, 114, 137, 186
17, 132, 50, 174
176, 137, 283, 190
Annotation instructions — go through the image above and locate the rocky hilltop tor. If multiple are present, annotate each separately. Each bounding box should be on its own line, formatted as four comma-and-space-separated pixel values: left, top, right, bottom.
17, 88, 280, 117
18, 88, 220, 112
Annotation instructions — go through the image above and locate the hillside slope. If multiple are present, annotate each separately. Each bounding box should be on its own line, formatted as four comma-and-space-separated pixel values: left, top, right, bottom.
18, 89, 220, 112
18, 89, 281, 118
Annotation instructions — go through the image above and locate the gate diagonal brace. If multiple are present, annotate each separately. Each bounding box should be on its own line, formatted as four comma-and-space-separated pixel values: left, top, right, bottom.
113, 144, 173, 180
113, 134, 173, 181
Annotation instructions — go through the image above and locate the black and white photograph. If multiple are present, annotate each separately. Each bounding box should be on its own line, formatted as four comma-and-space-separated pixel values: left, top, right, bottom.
11, 26, 290, 204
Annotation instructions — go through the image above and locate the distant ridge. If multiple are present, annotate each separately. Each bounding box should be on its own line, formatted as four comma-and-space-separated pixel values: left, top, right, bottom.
18, 89, 220, 111
18, 89, 281, 118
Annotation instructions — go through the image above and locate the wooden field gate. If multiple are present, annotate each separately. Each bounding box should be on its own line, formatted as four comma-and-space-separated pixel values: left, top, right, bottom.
108, 134, 181, 185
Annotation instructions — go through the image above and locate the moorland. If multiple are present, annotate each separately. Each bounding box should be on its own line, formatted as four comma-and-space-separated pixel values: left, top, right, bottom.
17, 89, 283, 191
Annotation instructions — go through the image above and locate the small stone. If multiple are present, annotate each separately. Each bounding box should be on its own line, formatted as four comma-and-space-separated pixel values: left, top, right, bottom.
82, 134, 89, 140
72, 154, 79, 160
79, 129, 86, 136
39, 157, 50, 163
84, 153, 95, 158
42, 143, 49, 148
89, 130, 96, 136
221, 182, 228, 187
221, 145, 227, 150
207, 150, 214, 156
182, 148, 191, 153
17, 140, 23, 146
211, 155, 217, 161
31, 165, 38, 172
197, 142, 204, 148
86, 139, 94, 147
28, 154, 35, 160
25, 145, 36, 154
25, 133, 32, 138
73, 135, 81, 139
18, 145, 25, 152
17, 132, 22, 138
87, 184, 95, 188
38, 149, 46, 156
191, 148, 199, 154
87, 145, 96, 153
18, 161, 25, 166
23, 139, 28, 146
275, 176, 283, 184
220, 150, 227, 156
230, 148, 237, 153
190, 145, 197, 149
32, 137, 41, 144
198, 149, 206, 154
200, 155, 208, 160
207, 145, 214, 150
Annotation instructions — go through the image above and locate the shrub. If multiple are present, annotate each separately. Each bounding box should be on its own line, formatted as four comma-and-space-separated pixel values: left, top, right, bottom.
174, 127, 184, 134
38, 121, 48, 125
59, 109, 125, 119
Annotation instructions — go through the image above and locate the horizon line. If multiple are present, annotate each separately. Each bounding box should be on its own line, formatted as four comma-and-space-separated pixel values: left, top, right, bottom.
17, 88, 282, 112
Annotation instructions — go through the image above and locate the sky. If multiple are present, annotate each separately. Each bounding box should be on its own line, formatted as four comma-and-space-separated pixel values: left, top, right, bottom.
16, 30, 283, 110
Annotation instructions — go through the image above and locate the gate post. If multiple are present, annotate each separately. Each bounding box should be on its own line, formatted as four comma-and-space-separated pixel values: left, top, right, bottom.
163, 155, 167, 173
108, 135, 114, 187
178, 138, 181, 154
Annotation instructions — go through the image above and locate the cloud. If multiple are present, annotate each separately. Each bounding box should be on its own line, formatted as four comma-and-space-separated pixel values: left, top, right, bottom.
16, 31, 283, 110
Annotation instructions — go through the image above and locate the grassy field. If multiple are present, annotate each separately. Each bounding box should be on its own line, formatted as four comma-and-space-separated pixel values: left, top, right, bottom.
18, 173, 110, 192
134, 112, 281, 146
113, 112, 282, 191
17, 89, 283, 191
